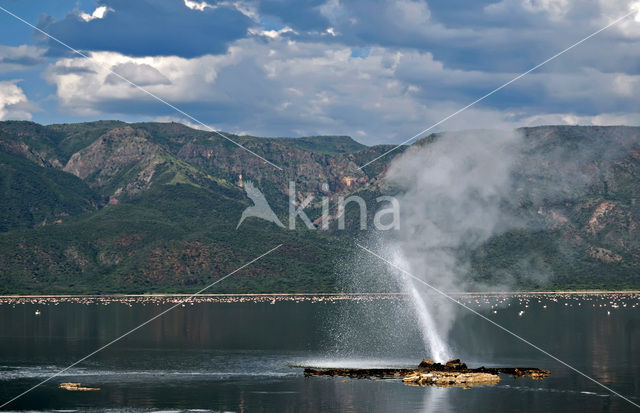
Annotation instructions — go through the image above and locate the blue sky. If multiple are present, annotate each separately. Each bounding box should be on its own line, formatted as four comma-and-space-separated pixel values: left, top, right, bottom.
1, 0, 640, 144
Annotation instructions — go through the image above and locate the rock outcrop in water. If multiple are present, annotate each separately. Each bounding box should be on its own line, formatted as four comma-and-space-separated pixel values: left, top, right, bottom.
304, 358, 550, 388
59, 382, 100, 391
403, 371, 501, 387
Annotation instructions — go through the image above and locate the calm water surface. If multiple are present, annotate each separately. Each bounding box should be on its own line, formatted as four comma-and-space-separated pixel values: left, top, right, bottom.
0, 294, 638, 412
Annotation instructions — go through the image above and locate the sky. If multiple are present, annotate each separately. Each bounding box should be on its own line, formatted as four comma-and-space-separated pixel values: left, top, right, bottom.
1, 0, 640, 145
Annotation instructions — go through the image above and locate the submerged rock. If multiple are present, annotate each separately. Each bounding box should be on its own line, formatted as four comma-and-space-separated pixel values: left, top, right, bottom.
303, 358, 549, 388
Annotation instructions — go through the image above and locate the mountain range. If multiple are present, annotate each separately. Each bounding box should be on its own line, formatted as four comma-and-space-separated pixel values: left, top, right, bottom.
0, 121, 639, 293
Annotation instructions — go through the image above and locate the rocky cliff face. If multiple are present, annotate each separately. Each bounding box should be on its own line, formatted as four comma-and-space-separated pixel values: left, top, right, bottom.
62, 126, 165, 200
64, 126, 159, 180
175, 140, 372, 195
48, 122, 389, 205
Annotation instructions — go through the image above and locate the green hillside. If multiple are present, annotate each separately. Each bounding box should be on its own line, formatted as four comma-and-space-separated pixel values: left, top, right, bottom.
0, 150, 103, 232
0, 121, 639, 293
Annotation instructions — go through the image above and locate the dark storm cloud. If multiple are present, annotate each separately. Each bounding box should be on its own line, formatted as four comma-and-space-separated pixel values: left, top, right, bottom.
0, 56, 42, 66
257, 0, 330, 31
36, 0, 253, 58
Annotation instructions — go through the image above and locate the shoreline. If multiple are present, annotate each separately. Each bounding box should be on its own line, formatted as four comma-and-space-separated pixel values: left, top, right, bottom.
2, 291, 637, 306
1, 290, 639, 299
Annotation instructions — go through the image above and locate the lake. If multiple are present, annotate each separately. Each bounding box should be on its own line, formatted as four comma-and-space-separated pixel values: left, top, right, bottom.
0, 293, 638, 412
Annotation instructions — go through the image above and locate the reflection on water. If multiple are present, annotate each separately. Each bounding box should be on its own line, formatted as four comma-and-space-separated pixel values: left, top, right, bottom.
422, 387, 449, 413
0, 293, 638, 412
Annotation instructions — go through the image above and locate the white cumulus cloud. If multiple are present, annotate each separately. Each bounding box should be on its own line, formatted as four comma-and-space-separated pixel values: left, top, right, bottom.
184, 0, 214, 11
79, 6, 113, 22
184, 0, 259, 20
42, 31, 640, 143
0, 81, 34, 120
0, 45, 46, 73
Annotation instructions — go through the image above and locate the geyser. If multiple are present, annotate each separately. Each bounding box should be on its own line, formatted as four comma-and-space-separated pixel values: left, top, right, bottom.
391, 249, 449, 362
377, 130, 524, 360
331, 126, 638, 367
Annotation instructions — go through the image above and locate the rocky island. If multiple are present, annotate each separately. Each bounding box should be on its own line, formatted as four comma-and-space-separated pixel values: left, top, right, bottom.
304, 359, 550, 388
